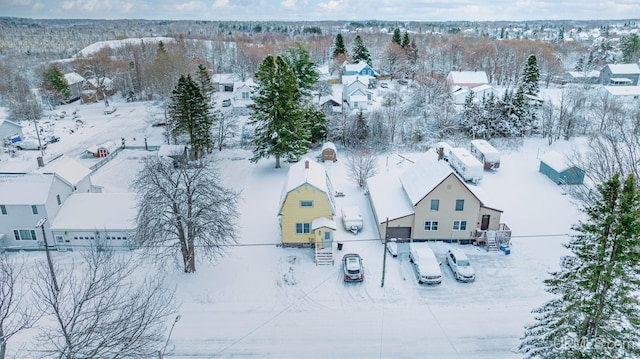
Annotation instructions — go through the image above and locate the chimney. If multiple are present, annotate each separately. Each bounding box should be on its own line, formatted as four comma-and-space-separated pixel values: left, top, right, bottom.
437, 147, 444, 161
305, 160, 310, 169
474, 68, 477, 72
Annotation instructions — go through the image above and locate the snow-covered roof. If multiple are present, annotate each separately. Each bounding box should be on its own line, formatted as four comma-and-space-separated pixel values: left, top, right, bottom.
447, 70, 489, 85
64, 72, 85, 85
212, 73, 241, 84
51, 193, 137, 231
567, 70, 600, 78
87, 141, 119, 154
470, 139, 500, 158
0, 173, 56, 204
0, 119, 21, 129
603, 85, 640, 96
367, 171, 414, 223
470, 84, 494, 93
344, 62, 378, 75
540, 150, 575, 172
322, 142, 336, 151
342, 75, 372, 86
233, 79, 255, 91
40, 156, 91, 186
311, 217, 336, 231
605, 63, 640, 75
86, 77, 113, 89
399, 150, 455, 206
76, 37, 174, 57
279, 158, 334, 212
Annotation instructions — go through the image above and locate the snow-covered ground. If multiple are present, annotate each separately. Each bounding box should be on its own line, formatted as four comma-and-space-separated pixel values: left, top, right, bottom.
2, 97, 585, 358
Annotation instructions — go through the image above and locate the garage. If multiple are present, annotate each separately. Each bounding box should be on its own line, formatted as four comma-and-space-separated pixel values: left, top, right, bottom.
386, 227, 411, 239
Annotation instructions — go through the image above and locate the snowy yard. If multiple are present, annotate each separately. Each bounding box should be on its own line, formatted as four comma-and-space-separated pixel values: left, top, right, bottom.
2, 98, 584, 358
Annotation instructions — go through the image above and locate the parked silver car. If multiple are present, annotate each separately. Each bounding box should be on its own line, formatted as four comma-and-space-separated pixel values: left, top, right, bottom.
15, 140, 47, 150
446, 248, 476, 282
342, 253, 364, 282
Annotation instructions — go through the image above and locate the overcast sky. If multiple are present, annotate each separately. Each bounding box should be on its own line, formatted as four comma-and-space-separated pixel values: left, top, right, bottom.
2, 0, 638, 22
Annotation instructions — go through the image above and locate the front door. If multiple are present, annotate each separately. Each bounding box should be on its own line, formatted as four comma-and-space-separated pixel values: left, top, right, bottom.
481, 215, 490, 230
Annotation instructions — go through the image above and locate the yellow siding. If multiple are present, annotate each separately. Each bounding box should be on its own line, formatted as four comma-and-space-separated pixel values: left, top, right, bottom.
413, 175, 481, 240
281, 184, 333, 244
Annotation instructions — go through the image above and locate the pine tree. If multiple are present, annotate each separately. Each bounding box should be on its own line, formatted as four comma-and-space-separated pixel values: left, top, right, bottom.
41, 64, 70, 105
392, 28, 402, 46
521, 54, 540, 97
351, 35, 372, 65
332, 33, 347, 59
168, 74, 212, 159
283, 43, 319, 99
620, 33, 640, 63
194, 63, 213, 101
401, 32, 410, 48
520, 173, 640, 359
248, 55, 309, 168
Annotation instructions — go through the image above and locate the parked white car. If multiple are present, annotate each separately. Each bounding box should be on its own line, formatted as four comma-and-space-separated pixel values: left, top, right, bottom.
446, 248, 476, 282
15, 140, 47, 150
409, 243, 442, 285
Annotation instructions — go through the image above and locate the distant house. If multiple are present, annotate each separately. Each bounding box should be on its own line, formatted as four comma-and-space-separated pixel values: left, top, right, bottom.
63, 72, 85, 102
367, 150, 510, 249
343, 61, 378, 78
564, 70, 600, 84
319, 97, 342, 114
599, 64, 640, 86
212, 73, 240, 92
0, 173, 77, 250
278, 159, 337, 264
82, 77, 116, 103
601, 85, 640, 100
539, 150, 585, 185
50, 193, 137, 251
86, 141, 120, 158
342, 78, 372, 110
447, 70, 494, 105
0, 119, 23, 144
231, 79, 255, 116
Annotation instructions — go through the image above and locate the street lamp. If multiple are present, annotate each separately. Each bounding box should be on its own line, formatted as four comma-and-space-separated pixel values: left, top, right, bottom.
158, 315, 181, 359
36, 218, 59, 292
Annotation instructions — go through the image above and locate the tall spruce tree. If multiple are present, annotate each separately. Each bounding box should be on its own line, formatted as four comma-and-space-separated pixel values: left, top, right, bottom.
283, 43, 319, 99
248, 55, 309, 168
392, 28, 402, 46
41, 65, 71, 105
520, 173, 640, 359
168, 74, 212, 159
352, 35, 372, 65
401, 32, 410, 48
332, 33, 347, 59
521, 54, 540, 97
195, 64, 214, 101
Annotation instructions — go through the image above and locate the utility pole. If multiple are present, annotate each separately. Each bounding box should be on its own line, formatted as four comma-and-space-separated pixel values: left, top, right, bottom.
36, 218, 59, 292
381, 218, 389, 288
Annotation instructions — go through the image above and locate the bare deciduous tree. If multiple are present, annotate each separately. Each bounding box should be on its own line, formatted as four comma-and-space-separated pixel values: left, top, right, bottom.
0, 254, 34, 359
347, 148, 378, 188
32, 248, 176, 359
133, 157, 240, 273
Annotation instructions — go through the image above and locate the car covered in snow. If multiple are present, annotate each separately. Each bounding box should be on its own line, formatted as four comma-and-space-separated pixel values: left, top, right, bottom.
15, 140, 47, 150
446, 248, 476, 282
342, 253, 364, 282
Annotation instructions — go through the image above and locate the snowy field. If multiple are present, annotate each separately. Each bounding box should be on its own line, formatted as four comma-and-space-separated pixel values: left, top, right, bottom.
1, 98, 585, 358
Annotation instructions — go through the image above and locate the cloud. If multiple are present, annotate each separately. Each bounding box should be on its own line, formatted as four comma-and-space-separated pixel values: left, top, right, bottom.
281, 0, 296, 9
317, 0, 344, 10
10, 0, 31, 5
32, 2, 44, 10
212, 0, 229, 9
174, 1, 206, 12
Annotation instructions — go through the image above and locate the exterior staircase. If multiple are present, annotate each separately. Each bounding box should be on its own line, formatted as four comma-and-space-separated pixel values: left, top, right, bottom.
314, 242, 334, 265
485, 231, 499, 252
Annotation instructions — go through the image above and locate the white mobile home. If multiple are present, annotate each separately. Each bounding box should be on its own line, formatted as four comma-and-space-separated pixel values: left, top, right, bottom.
448, 147, 484, 183
470, 139, 500, 170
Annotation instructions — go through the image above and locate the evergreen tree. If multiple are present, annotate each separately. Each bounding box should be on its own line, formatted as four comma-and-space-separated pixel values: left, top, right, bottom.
248, 55, 309, 168
620, 33, 640, 63
283, 43, 319, 99
392, 28, 402, 46
520, 173, 640, 359
41, 64, 70, 105
521, 54, 540, 97
332, 33, 347, 59
304, 106, 328, 145
352, 35, 372, 65
194, 63, 214, 101
401, 32, 410, 48
168, 74, 212, 159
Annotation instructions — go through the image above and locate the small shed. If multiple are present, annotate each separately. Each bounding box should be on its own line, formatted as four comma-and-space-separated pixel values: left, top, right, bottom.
539, 150, 585, 185
321, 142, 337, 162
86, 141, 119, 158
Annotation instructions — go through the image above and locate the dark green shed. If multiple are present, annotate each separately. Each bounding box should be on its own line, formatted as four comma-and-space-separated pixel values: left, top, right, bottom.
539, 150, 585, 185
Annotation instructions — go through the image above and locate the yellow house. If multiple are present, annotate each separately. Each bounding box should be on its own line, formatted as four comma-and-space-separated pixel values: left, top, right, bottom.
278, 158, 336, 249
367, 149, 510, 249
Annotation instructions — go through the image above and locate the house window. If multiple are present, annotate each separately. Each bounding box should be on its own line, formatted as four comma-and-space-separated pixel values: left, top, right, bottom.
424, 221, 439, 231
56, 195, 61, 206
300, 200, 313, 208
0, 205, 6, 215
31, 205, 38, 215
430, 199, 439, 211
453, 220, 468, 231
13, 229, 37, 241
455, 200, 464, 211
242, 92, 250, 99
295, 223, 311, 234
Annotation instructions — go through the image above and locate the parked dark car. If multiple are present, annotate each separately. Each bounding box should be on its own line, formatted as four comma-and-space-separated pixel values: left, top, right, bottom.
222, 99, 232, 107
342, 253, 364, 282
